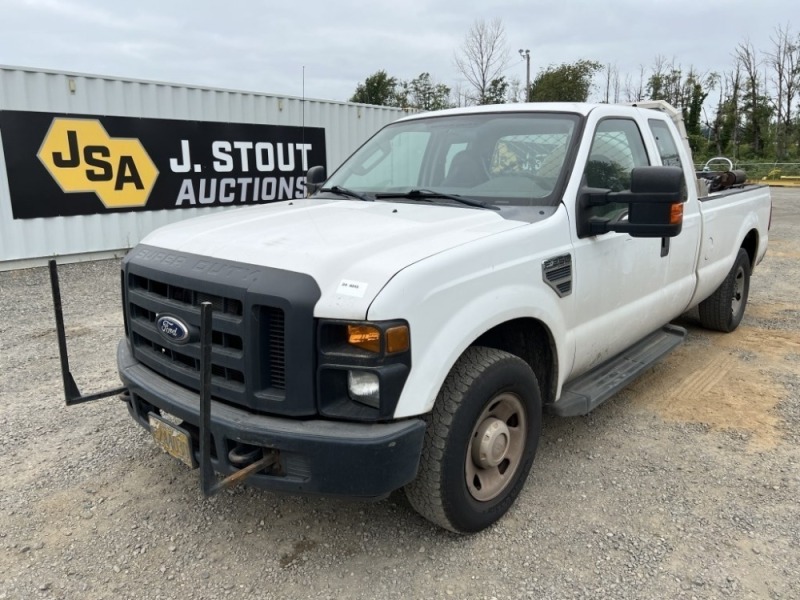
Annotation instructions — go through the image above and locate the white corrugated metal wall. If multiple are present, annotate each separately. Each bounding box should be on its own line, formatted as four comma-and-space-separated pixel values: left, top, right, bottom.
0, 66, 408, 269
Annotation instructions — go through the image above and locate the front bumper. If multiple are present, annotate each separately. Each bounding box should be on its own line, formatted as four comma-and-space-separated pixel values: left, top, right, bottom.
117, 340, 426, 498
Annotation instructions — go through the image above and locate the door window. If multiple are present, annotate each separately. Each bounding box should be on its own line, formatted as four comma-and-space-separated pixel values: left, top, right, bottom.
584, 119, 650, 217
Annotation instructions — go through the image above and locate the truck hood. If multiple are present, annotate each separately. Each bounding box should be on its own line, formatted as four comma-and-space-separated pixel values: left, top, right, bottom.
141, 199, 525, 318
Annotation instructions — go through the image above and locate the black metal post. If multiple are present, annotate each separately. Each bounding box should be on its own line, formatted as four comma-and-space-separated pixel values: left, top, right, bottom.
49, 259, 80, 403
199, 301, 215, 496
196, 301, 276, 496
48, 259, 126, 405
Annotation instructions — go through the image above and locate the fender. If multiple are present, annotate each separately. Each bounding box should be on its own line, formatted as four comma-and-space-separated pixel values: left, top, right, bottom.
367, 218, 574, 419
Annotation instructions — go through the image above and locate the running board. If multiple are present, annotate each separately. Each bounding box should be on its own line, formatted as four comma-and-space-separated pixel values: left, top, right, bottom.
551, 324, 687, 417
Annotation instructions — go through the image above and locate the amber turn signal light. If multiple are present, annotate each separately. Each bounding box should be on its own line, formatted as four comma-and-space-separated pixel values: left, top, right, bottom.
386, 325, 410, 354
669, 203, 684, 225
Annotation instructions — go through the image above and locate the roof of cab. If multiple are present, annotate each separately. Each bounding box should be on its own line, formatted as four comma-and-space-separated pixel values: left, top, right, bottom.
395, 102, 650, 122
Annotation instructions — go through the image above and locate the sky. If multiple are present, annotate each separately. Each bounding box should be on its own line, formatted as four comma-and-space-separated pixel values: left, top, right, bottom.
0, 0, 795, 104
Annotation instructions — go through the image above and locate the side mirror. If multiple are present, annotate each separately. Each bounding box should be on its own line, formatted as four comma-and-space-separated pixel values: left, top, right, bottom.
305, 165, 326, 196
577, 166, 686, 238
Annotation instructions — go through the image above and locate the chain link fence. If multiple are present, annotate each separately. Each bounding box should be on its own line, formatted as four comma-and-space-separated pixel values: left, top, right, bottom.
694, 161, 800, 182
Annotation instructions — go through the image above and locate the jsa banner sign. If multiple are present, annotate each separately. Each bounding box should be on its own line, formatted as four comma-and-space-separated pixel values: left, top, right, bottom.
0, 110, 326, 219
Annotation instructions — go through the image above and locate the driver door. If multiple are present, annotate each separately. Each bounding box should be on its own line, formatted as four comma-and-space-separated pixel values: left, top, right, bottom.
567, 111, 674, 377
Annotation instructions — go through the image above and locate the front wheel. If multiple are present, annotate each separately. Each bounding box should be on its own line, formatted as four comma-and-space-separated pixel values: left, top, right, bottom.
405, 347, 542, 533
698, 248, 751, 333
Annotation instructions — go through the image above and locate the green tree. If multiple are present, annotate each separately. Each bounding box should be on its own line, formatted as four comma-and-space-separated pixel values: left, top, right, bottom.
740, 92, 774, 158
350, 70, 402, 107
404, 72, 452, 111
766, 24, 800, 159
710, 66, 742, 158
682, 74, 710, 153
645, 58, 715, 155
736, 41, 773, 156
528, 60, 602, 102
482, 76, 509, 104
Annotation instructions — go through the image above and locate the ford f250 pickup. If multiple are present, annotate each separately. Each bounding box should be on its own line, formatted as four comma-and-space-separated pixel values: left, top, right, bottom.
88, 102, 770, 533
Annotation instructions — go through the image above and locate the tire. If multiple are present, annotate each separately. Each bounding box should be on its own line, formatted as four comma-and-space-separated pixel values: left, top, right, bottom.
698, 248, 751, 333
405, 346, 542, 533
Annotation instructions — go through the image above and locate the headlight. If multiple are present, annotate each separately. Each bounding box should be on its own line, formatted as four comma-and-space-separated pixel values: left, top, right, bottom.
317, 319, 411, 421
346, 324, 409, 354
347, 325, 381, 353
321, 321, 410, 356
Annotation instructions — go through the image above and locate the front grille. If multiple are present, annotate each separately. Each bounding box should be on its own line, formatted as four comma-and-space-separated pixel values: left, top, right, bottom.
122, 245, 321, 417
132, 332, 246, 384
126, 272, 286, 409
130, 274, 244, 316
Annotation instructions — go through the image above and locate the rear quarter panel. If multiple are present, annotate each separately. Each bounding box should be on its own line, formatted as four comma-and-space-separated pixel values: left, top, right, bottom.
690, 185, 771, 307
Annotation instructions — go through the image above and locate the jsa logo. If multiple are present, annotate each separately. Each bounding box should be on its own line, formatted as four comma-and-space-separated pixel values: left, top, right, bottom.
37, 118, 158, 208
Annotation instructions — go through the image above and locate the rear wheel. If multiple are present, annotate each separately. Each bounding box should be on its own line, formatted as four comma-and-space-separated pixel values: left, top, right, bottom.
405, 346, 542, 533
698, 248, 751, 332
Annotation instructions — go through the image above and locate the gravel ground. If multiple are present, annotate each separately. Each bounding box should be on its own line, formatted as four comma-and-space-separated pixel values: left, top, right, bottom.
1, 188, 798, 600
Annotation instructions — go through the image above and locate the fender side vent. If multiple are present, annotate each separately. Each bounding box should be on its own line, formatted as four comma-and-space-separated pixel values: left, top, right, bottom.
542, 254, 573, 297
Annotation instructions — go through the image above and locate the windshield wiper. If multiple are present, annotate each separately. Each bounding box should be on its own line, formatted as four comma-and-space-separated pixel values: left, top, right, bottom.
374, 189, 499, 210
320, 186, 374, 202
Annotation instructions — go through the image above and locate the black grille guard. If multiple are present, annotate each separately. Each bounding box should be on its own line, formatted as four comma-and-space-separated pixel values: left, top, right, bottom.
48, 259, 266, 496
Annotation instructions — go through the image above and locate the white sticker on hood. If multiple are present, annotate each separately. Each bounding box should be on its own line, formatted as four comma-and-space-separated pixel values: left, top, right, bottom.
337, 279, 368, 298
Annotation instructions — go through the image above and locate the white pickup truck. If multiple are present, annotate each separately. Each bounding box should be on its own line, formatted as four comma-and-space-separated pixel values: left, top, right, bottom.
115, 102, 771, 533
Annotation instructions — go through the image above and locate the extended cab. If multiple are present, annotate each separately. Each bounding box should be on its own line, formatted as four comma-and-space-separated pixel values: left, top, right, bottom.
115, 103, 771, 533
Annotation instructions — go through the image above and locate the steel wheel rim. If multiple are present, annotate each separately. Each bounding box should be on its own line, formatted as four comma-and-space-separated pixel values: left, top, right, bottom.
732, 265, 746, 317
465, 392, 527, 502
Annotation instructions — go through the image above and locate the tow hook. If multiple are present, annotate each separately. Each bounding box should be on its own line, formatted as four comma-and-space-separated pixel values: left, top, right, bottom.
228, 444, 264, 467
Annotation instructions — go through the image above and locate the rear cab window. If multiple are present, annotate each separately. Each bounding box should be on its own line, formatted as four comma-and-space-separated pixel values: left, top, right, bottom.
647, 119, 685, 170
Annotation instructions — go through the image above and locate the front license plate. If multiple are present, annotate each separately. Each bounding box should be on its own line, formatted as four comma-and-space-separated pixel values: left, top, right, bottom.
148, 413, 197, 469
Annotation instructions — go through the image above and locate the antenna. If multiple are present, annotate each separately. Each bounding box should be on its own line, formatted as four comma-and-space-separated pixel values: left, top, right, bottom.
302, 65, 305, 175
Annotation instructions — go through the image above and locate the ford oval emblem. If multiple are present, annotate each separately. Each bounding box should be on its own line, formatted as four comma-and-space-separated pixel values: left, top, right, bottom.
156, 314, 192, 344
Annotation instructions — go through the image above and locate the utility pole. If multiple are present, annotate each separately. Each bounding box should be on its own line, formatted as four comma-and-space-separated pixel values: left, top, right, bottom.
519, 49, 531, 101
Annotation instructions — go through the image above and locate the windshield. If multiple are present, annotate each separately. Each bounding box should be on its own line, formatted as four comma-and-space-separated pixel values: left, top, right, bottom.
323, 112, 581, 208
